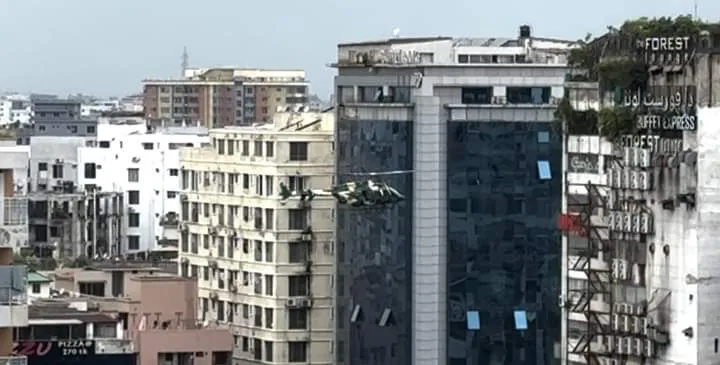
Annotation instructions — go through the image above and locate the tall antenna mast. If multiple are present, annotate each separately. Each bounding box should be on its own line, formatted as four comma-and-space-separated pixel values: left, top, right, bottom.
694, 0, 698, 19
181, 47, 189, 77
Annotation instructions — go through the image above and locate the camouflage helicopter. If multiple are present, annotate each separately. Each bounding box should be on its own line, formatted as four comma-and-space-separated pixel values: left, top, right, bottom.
278, 171, 410, 207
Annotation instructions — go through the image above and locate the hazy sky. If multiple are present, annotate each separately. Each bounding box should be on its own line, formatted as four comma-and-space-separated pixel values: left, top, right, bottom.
0, 0, 718, 99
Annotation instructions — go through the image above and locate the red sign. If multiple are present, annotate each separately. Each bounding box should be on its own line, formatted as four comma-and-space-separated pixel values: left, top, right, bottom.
12, 341, 52, 357
558, 214, 587, 237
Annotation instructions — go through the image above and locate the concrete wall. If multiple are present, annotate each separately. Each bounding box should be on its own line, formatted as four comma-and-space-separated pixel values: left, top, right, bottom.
30, 137, 88, 191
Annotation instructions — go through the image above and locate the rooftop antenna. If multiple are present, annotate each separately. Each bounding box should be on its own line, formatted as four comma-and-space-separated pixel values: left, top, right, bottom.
694, 0, 698, 19
392, 28, 401, 38
181, 47, 189, 77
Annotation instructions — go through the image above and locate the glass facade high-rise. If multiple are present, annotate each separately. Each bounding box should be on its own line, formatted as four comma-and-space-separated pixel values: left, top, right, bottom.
334, 29, 570, 365
335, 119, 414, 365
446, 121, 562, 365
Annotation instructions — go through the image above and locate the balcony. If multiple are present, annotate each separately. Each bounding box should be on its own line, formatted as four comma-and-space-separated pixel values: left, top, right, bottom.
0, 356, 27, 365
1, 197, 28, 226
0, 265, 28, 327
160, 212, 179, 227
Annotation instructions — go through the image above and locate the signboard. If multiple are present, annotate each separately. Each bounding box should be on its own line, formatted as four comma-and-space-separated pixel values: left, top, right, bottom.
347, 49, 422, 65
639, 36, 694, 66
13, 340, 95, 358
617, 134, 683, 153
622, 85, 697, 132
568, 153, 600, 174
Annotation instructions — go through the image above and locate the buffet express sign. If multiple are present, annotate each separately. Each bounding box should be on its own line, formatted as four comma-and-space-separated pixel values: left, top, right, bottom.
622, 85, 697, 131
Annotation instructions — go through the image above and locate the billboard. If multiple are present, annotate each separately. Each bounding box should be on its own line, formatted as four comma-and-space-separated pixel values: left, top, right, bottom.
13, 341, 135, 365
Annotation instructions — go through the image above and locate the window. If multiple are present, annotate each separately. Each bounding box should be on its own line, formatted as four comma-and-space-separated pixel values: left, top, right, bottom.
142, 142, 154, 150
169, 168, 178, 176
254, 141, 263, 156
127, 168, 139, 182
86, 126, 96, 133
265, 141, 274, 157
507, 86, 551, 104
38, 162, 47, 171
288, 176, 305, 192
288, 308, 308, 329
128, 190, 140, 204
217, 139, 225, 155
52, 164, 63, 178
167, 191, 177, 199
128, 235, 140, 250
289, 242, 309, 263
265, 209, 274, 230
264, 275, 274, 295
288, 342, 307, 363
458, 54, 469, 63
32, 283, 41, 294
288, 209, 307, 230
242, 336, 249, 351
537, 131, 550, 143
265, 242, 273, 262
467, 311, 480, 329
99, 141, 110, 148
264, 341, 273, 362
254, 305, 262, 326
461, 87, 493, 104
289, 142, 308, 161
288, 275, 308, 296
537, 160, 551, 180
242, 174, 249, 189
128, 213, 140, 227
83, 163, 96, 179
253, 338, 262, 360
264, 308, 274, 329
241, 140, 249, 156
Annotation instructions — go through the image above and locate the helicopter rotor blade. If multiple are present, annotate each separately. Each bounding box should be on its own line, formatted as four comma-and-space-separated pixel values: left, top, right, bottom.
344, 170, 414, 176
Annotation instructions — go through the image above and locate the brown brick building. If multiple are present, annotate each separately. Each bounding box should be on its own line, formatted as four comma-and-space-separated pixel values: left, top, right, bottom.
143, 68, 309, 128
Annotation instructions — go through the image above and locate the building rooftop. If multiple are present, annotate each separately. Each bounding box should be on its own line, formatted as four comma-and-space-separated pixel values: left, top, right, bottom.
27, 271, 51, 284
29, 301, 118, 323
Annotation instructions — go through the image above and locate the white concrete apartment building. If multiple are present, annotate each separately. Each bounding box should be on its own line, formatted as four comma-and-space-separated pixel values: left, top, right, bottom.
76, 117, 210, 256
178, 110, 335, 365
0, 97, 32, 125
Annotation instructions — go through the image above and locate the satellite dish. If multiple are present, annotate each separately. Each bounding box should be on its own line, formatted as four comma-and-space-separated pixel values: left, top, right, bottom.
392, 28, 400, 38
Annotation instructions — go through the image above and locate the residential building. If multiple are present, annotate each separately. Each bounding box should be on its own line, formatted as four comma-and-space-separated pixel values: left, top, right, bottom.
76, 117, 210, 256
559, 29, 720, 365
26, 271, 52, 300
27, 189, 124, 259
0, 146, 30, 250
50, 263, 232, 365
0, 158, 30, 365
143, 68, 308, 127
178, 110, 335, 364
14, 299, 134, 365
0, 97, 32, 126
332, 26, 573, 365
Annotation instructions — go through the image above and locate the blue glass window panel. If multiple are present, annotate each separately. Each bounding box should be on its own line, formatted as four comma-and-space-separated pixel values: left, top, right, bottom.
537, 160, 551, 180
514, 310, 528, 330
466, 311, 480, 330
537, 131, 550, 143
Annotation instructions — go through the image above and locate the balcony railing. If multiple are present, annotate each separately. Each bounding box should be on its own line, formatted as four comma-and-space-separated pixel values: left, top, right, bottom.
0, 356, 27, 365
0, 197, 28, 226
0, 266, 27, 305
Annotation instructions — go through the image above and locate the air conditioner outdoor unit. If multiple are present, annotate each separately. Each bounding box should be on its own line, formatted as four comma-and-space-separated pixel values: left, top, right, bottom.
622, 315, 631, 332
640, 318, 649, 336
644, 339, 655, 357
631, 214, 640, 233
638, 148, 651, 168
640, 213, 653, 234
612, 313, 621, 331
613, 302, 625, 314
624, 148, 634, 167
618, 260, 628, 281
286, 298, 301, 308
622, 213, 632, 232
633, 338, 643, 356
623, 337, 632, 355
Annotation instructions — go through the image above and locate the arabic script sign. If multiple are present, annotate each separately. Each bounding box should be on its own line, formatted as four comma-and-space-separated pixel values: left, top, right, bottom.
622, 85, 697, 131
567, 154, 599, 174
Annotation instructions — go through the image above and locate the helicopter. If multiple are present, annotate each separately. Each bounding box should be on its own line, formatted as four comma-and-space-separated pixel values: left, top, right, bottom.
278, 170, 412, 207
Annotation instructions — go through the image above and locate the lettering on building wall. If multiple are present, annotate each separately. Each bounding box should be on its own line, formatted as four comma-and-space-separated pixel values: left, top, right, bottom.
618, 135, 683, 153
348, 49, 422, 65
639, 36, 694, 66
568, 153, 600, 174
623, 85, 697, 132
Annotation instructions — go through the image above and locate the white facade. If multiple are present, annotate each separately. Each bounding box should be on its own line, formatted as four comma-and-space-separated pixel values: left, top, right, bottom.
0, 98, 32, 125
178, 111, 335, 365
77, 122, 209, 254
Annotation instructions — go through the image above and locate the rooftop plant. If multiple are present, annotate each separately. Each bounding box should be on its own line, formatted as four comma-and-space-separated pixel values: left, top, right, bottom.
560, 16, 717, 140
